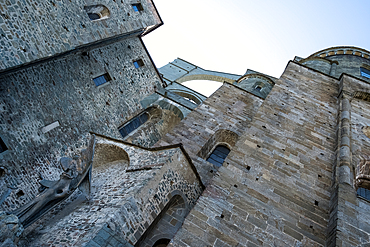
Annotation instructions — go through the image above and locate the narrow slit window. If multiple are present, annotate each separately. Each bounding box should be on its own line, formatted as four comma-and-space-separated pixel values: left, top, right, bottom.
133, 59, 145, 68
0, 137, 8, 153
132, 3, 144, 12
119, 112, 149, 138
360, 67, 370, 79
93, 73, 111, 87
357, 187, 370, 201
206, 145, 230, 168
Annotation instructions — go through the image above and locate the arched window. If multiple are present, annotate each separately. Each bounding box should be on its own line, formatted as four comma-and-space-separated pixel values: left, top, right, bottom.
357, 187, 370, 201
152, 238, 171, 247
84, 5, 110, 21
206, 145, 230, 167
119, 112, 149, 138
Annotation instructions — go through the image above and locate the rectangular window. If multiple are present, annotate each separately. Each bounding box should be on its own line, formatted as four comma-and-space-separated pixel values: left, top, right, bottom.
0, 137, 8, 153
360, 67, 370, 79
357, 187, 370, 201
133, 59, 145, 69
93, 73, 111, 87
132, 3, 144, 12
119, 112, 149, 138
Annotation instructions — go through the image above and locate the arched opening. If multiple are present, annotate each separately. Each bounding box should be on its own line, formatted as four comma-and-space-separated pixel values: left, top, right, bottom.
136, 193, 189, 247
198, 129, 238, 161
169, 90, 202, 105
122, 103, 184, 147
181, 80, 222, 97
206, 145, 231, 168
84, 5, 110, 21
152, 238, 171, 247
93, 143, 130, 168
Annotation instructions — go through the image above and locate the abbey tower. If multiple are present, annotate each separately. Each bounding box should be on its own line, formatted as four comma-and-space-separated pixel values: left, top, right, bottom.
1, 1, 370, 246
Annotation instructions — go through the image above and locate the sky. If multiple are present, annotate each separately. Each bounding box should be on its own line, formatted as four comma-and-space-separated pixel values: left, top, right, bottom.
143, 0, 370, 95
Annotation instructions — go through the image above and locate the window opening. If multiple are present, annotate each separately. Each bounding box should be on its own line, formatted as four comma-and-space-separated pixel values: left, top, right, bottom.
132, 3, 144, 12
0, 137, 7, 153
119, 112, 149, 138
360, 67, 370, 79
357, 187, 370, 201
88, 13, 100, 20
84, 5, 110, 21
206, 145, 230, 168
93, 73, 111, 87
255, 86, 262, 91
183, 97, 197, 104
133, 59, 145, 68
152, 238, 171, 247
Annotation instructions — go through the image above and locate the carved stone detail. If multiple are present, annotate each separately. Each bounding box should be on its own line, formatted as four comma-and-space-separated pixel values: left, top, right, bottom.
355, 155, 370, 190
9, 136, 95, 228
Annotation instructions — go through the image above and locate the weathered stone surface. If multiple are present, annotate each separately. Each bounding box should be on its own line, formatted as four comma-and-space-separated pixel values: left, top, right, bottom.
0, 36, 162, 212
0, 211, 23, 246
20, 135, 202, 246
170, 61, 339, 246
0, 0, 161, 71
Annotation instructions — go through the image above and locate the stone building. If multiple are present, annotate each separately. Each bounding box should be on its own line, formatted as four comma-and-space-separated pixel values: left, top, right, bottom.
1, 1, 370, 246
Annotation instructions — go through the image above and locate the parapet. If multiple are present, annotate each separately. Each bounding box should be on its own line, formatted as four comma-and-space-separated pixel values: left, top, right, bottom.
308, 46, 370, 59
0, 0, 162, 72
297, 46, 370, 80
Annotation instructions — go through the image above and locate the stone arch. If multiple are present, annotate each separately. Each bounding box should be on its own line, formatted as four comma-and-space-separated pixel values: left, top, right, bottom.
197, 129, 239, 162
119, 106, 162, 139
235, 73, 275, 98
136, 192, 189, 247
236, 73, 275, 85
176, 74, 235, 84
84, 5, 110, 21
122, 103, 184, 147
93, 143, 130, 168
168, 89, 202, 104
156, 100, 184, 120
152, 237, 171, 247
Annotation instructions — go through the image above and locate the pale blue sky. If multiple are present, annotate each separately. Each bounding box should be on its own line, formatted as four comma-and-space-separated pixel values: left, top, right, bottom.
143, 0, 370, 94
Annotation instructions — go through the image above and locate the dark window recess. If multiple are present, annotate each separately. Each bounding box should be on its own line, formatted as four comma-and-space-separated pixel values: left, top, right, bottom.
206, 145, 231, 168
357, 187, 370, 201
0, 137, 7, 153
132, 3, 144, 12
93, 73, 111, 87
85, 5, 110, 21
153, 239, 171, 247
133, 59, 145, 68
88, 13, 100, 20
360, 67, 370, 79
255, 86, 262, 91
119, 112, 149, 138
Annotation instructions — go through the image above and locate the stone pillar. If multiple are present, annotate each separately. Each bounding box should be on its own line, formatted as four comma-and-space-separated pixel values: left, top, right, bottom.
338, 94, 352, 185
329, 62, 338, 77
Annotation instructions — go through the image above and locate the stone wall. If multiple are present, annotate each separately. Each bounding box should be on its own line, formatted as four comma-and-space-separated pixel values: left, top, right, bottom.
328, 74, 370, 246
19, 135, 203, 246
0, 0, 161, 71
155, 83, 264, 186
171, 61, 339, 246
0, 36, 162, 211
